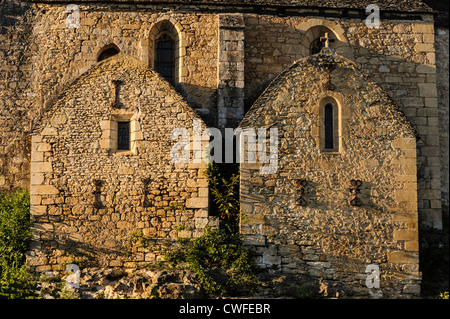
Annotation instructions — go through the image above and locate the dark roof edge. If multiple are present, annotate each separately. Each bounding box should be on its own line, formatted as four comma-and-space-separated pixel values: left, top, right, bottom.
25, 0, 435, 14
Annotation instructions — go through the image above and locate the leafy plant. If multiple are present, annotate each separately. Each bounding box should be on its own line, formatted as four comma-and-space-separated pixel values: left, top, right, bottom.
0, 262, 37, 299
0, 189, 37, 298
128, 230, 147, 249
60, 252, 87, 270
164, 163, 257, 296
165, 227, 256, 296
0, 189, 32, 266
205, 163, 241, 232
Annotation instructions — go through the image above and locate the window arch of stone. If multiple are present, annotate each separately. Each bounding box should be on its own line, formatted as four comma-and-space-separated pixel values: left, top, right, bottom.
313, 96, 342, 153
299, 21, 352, 59
147, 18, 186, 86
97, 43, 120, 62
301, 26, 338, 56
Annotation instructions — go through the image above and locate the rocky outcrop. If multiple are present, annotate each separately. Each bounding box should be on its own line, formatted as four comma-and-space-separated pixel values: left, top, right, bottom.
39, 268, 205, 299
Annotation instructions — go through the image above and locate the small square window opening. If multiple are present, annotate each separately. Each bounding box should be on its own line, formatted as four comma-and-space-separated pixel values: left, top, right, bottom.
117, 121, 130, 151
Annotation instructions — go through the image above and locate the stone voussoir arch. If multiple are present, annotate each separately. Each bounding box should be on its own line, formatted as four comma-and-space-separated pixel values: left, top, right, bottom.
299, 19, 353, 60
146, 16, 187, 85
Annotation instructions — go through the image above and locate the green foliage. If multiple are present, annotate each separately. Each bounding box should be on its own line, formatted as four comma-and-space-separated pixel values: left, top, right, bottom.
205, 162, 241, 232
60, 252, 87, 270
0, 262, 37, 299
165, 163, 256, 296
0, 189, 37, 298
165, 227, 256, 296
0, 189, 32, 265
128, 230, 147, 249
58, 286, 79, 299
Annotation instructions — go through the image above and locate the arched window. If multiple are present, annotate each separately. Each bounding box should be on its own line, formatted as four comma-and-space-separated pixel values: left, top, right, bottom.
324, 103, 334, 150
155, 32, 175, 85
148, 19, 184, 86
318, 97, 340, 152
97, 44, 120, 62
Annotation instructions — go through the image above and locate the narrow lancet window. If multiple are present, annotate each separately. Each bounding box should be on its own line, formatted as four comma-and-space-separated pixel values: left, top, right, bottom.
324, 103, 334, 150
155, 33, 175, 85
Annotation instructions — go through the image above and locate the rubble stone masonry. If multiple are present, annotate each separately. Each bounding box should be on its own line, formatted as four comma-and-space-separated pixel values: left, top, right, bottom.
26, 53, 217, 270
0, 0, 447, 298
239, 50, 421, 298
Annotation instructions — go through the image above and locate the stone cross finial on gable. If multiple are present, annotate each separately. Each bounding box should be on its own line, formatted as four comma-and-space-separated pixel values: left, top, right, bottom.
320, 32, 334, 48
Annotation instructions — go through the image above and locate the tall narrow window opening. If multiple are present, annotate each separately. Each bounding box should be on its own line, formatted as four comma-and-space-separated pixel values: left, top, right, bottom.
117, 121, 130, 151
324, 103, 334, 150
155, 33, 175, 85
314, 97, 342, 153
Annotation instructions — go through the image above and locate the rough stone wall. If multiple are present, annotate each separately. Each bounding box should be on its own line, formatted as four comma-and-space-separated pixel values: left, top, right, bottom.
31, 3, 218, 125
242, 14, 442, 229
0, 0, 35, 192
435, 26, 449, 226
239, 50, 421, 298
0, 0, 445, 283
346, 18, 441, 229
244, 15, 302, 111
1, 2, 219, 197
26, 53, 217, 272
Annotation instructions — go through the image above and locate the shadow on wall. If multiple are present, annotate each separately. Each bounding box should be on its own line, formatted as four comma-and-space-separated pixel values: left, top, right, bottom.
53, 237, 122, 268
240, 18, 443, 297
176, 82, 218, 128
176, 81, 246, 130
0, 0, 29, 29
0, 1, 35, 192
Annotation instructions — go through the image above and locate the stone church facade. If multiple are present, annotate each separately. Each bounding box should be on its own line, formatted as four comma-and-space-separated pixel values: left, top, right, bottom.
0, 0, 448, 298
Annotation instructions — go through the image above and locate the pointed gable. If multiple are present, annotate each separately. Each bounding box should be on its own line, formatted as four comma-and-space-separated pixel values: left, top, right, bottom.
238, 49, 420, 298
28, 53, 216, 270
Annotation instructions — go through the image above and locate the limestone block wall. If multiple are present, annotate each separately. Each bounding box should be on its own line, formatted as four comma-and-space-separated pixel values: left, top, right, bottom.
242, 13, 442, 228
239, 51, 421, 298
30, 3, 219, 124
217, 13, 245, 129
345, 18, 442, 229
1, 1, 219, 197
26, 53, 217, 272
